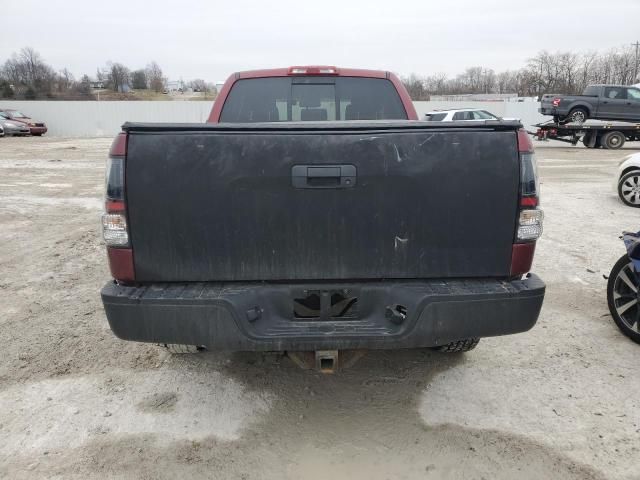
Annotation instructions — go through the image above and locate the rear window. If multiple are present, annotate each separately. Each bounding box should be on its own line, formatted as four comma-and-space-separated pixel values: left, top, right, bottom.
453, 111, 474, 121
583, 85, 599, 96
220, 77, 407, 122
425, 113, 447, 121
472, 110, 497, 120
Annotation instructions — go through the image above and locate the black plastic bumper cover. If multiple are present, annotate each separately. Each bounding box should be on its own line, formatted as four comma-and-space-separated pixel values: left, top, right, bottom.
101, 275, 545, 351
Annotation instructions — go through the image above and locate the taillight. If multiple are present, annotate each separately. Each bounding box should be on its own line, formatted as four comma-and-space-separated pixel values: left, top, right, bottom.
552, 98, 561, 107
512, 129, 543, 276
288, 66, 338, 75
103, 133, 134, 282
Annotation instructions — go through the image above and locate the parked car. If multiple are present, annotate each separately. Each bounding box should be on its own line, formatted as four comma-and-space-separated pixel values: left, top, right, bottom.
539, 84, 640, 124
607, 230, 640, 344
616, 152, 640, 207
0, 112, 31, 136
100, 66, 545, 371
0, 109, 47, 136
425, 108, 500, 121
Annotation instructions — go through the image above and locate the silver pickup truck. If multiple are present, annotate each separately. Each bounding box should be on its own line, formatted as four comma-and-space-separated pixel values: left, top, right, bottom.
540, 84, 640, 123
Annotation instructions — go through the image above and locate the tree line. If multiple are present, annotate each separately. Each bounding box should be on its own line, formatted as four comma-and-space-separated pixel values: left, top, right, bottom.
402, 44, 640, 100
2, 44, 638, 101
0, 47, 216, 100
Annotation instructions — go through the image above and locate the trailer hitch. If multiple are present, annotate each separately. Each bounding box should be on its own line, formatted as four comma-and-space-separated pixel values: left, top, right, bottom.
287, 350, 366, 373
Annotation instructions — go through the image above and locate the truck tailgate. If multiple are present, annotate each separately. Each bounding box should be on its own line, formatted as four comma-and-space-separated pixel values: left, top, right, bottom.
124, 122, 520, 281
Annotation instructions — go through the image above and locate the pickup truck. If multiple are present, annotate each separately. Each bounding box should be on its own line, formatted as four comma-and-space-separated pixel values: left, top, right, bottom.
100, 66, 545, 369
540, 84, 640, 123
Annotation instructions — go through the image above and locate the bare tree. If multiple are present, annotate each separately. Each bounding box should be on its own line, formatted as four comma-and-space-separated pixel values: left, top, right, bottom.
1, 46, 56, 96
401, 74, 428, 100
106, 62, 130, 92
190, 78, 207, 92
57, 68, 75, 93
146, 61, 164, 92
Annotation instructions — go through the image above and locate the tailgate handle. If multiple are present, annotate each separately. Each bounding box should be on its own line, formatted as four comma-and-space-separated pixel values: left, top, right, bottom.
292, 165, 356, 189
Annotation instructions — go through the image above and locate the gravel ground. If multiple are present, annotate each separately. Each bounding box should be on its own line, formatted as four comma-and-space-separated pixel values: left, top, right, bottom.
0, 136, 638, 479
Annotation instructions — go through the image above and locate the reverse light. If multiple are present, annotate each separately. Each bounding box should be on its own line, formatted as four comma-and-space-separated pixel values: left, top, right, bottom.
102, 213, 129, 246
517, 209, 544, 241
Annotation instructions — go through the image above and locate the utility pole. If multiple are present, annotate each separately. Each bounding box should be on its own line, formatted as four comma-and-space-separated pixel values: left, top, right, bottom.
633, 40, 640, 83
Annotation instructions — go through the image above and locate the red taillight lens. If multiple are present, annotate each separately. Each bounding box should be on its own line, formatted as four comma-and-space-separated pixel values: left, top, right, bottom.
510, 243, 536, 277
109, 132, 127, 156
107, 248, 135, 283
552, 98, 561, 107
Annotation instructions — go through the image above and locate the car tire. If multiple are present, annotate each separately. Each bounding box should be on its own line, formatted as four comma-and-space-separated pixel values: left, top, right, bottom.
32, 133, 42, 137
607, 254, 640, 344
160, 344, 205, 354
602, 131, 625, 149
567, 107, 588, 123
618, 171, 640, 207
433, 338, 480, 353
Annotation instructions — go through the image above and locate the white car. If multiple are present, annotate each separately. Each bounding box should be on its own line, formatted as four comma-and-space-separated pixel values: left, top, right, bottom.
425, 108, 500, 122
616, 153, 640, 207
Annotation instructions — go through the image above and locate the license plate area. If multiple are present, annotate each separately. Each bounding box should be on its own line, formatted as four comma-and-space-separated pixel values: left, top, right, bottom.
293, 289, 359, 320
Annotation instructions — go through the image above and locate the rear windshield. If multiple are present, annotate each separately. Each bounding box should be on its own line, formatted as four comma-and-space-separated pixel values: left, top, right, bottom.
220, 77, 407, 122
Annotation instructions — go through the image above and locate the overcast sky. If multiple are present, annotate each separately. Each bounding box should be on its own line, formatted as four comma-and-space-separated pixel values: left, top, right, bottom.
2, 0, 639, 82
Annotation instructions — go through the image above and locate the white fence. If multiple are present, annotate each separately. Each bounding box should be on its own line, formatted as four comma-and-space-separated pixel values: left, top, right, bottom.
1, 100, 547, 137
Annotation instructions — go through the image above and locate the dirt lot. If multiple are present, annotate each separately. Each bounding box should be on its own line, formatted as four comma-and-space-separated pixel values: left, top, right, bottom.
0, 136, 638, 479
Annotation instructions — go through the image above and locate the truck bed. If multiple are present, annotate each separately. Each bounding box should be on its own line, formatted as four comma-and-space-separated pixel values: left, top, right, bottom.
123, 120, 522, 282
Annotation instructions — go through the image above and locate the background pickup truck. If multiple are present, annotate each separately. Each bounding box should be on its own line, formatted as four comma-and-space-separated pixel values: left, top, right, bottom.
540, 84, 640, 123
100, 66, 545, 367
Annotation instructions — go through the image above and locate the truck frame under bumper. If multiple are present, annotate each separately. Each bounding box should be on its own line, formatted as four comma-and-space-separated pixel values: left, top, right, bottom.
101, 275, 545, 351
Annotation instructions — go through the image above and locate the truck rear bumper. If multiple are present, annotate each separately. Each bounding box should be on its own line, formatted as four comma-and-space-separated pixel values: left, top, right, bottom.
101, 275, 545, 351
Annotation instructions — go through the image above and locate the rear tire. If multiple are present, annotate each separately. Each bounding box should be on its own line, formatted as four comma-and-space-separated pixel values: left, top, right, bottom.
607, 255, 640, 344
160, 344, 205, 354
567, 107, 588, 124
602, 131, 625, 149
618, 171, 640, 207
434, 338, 480, 353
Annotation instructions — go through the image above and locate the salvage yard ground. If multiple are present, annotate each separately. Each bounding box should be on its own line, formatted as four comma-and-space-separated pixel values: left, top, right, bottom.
0, 137, 638, 479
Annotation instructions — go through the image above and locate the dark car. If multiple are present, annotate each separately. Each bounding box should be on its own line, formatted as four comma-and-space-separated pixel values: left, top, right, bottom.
0, 109, 47, 136
540, 84, 640, 123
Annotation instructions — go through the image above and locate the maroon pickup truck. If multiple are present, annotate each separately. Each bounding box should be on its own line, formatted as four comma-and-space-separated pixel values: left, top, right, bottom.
100, 66, 545, 370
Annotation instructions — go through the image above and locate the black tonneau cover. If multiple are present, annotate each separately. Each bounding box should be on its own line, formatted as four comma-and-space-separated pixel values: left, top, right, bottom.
123, 119, 523, 132
124, 120, 522, 282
